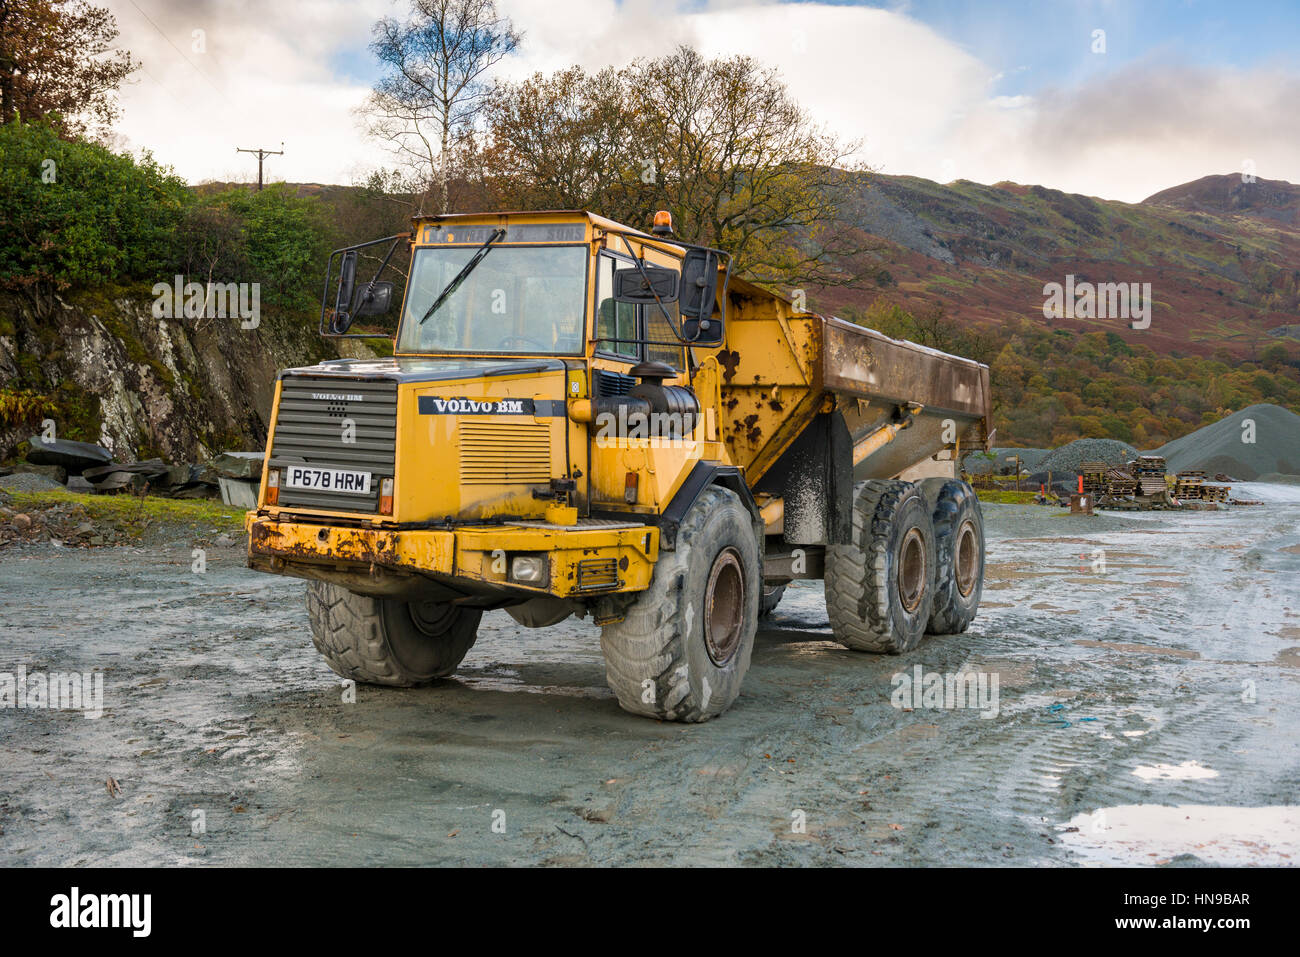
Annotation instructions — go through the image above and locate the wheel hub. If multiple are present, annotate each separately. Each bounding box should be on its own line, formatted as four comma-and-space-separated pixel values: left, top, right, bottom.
704, 547, 746, 666
898, 527, 927, 613
409, 600, 456, 636
955, 520, 979, 597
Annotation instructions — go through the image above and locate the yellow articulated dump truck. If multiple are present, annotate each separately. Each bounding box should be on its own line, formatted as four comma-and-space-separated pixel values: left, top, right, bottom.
245, 209, 992, 722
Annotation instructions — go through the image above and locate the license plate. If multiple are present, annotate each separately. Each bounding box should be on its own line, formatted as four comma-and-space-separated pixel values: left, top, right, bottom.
283, 466, 371, 495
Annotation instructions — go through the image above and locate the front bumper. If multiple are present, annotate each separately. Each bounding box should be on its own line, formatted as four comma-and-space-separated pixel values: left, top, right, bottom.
245, 512, 658, 600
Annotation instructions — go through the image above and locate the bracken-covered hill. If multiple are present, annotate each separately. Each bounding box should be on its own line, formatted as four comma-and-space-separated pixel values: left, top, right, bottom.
815, 173, 1300, 358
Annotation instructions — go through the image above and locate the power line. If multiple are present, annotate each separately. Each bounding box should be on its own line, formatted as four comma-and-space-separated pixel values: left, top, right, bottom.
122, 0, 228, 101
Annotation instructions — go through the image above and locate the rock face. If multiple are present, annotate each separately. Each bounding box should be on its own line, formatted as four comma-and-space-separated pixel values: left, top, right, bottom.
0, 290, 334, 465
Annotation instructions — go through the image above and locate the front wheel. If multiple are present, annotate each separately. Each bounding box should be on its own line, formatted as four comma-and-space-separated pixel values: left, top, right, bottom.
306, 582, 482, 686
599, 485, 760, 722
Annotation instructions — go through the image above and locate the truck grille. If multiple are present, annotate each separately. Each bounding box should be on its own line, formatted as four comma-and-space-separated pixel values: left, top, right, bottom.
269, 375, 397, 512
459, 421, 551, 486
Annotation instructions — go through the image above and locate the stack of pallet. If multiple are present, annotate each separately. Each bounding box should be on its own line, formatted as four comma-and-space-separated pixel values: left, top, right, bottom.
1080, 461, 1139, 504
1173, 470, 1207, 499
1173, 470, 1231, 502
1130, 456, 1169, 500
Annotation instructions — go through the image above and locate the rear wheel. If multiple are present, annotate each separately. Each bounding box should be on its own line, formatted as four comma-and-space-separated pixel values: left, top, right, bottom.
600, 485, 760, 722
306, 582, 481, 686
824, 480, 936, 653
921, 479, 985, 635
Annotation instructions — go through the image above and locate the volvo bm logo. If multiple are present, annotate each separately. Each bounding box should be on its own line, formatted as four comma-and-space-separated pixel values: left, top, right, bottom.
311, 393, 364, 402
418, 396, 534, 415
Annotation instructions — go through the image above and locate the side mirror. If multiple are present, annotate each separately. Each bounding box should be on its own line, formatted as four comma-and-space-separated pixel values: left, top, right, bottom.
330, 251, 359, 333
337, 251, 357, 315
353, 281, 394, 318
680, 248, 722, 345
615, 265, 679, 304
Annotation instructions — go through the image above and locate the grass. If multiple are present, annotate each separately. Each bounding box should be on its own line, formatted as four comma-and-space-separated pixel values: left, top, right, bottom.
974, 488, 1040, 505
5, 489, 247, 538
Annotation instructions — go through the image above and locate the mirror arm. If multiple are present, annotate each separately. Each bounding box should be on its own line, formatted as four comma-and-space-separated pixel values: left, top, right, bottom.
619, 233, 687, 340
358, 236, 403, 310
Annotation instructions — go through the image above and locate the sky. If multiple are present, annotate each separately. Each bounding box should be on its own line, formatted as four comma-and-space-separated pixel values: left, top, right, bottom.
100, 0, 1300, 202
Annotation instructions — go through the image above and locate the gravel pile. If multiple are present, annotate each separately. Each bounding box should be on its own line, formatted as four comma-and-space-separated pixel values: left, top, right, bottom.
0, 472, 66, 492
964, 447, 1051, 475
1037, 438, 1139, 475
1155, 403, 1300, 481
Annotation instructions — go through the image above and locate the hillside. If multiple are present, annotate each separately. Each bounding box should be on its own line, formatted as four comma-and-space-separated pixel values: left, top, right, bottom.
1144, 174, 1300, 227
815, 173, 1300, 359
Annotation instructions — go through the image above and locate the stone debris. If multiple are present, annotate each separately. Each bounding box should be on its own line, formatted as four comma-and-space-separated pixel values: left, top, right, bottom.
25, 436, 113, 473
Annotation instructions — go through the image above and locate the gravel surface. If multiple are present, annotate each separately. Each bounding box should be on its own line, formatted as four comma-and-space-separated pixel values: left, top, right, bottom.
1, 500, 1298, 866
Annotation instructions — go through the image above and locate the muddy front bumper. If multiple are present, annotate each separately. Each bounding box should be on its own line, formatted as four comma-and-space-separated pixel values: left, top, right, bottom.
245, 513, 658, 601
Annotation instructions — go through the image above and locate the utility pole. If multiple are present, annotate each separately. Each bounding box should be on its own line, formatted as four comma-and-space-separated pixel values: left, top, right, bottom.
235, 143, 284, 191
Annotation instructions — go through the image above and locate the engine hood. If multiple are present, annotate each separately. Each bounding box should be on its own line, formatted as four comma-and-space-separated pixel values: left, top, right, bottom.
280, 356, 567, 384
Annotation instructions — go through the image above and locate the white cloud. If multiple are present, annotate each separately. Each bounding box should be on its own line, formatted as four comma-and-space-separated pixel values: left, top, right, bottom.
102, 0, 1300, 203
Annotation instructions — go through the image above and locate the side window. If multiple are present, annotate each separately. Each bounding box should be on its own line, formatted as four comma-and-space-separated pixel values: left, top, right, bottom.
646, 299, 685, 369
596, 255, 640, 360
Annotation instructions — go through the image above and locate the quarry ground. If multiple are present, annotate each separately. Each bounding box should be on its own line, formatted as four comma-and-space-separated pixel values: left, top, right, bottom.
1, 487, 1298, 867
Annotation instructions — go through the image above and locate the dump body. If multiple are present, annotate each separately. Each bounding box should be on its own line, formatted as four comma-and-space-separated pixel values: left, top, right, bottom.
710, 284, 991, 492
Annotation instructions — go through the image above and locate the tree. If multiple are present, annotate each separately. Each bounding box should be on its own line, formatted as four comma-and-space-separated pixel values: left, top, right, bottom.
634, 47, 871, 288
478, 65, 640, 214
0, 118, 187, 298
0, 0, 136, 136
478, 46, 877, 289
360, 0, 521, 215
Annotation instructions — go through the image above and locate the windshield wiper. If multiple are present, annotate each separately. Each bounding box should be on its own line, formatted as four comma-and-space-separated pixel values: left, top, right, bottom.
417, 228, 506, 326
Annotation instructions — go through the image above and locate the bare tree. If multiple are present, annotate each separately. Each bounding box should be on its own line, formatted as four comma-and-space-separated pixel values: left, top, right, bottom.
360, 0, 521, 215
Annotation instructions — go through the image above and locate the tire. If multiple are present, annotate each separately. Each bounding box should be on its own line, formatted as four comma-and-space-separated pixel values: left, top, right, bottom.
923, 479, 985, 635
824, 479, 936, 653
759, 583, 787, 618
306, 581, 481, 686
600, 485, 760, 722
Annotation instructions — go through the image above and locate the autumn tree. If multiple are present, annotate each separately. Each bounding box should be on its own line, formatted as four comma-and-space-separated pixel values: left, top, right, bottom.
361, 0, 521, 215
478, 46, 876, 289
0, 0, 136, 136
477, 65, 641, 214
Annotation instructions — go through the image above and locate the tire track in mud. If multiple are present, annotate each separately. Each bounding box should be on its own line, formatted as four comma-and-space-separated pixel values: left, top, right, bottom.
3, 502, 1299, 866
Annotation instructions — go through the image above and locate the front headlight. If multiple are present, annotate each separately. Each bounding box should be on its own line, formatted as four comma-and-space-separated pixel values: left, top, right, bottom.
510, 555, 547, 584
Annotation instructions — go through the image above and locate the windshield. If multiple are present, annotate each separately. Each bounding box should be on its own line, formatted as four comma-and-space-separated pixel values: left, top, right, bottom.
396, 244, 588, 354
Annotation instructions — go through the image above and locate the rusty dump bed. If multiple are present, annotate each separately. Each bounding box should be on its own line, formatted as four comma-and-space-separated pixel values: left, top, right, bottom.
823, 317, 992, 480
715, 291, 992, 487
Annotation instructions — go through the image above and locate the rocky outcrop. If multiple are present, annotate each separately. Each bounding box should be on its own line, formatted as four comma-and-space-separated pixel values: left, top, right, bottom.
0, 288, 335, 464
